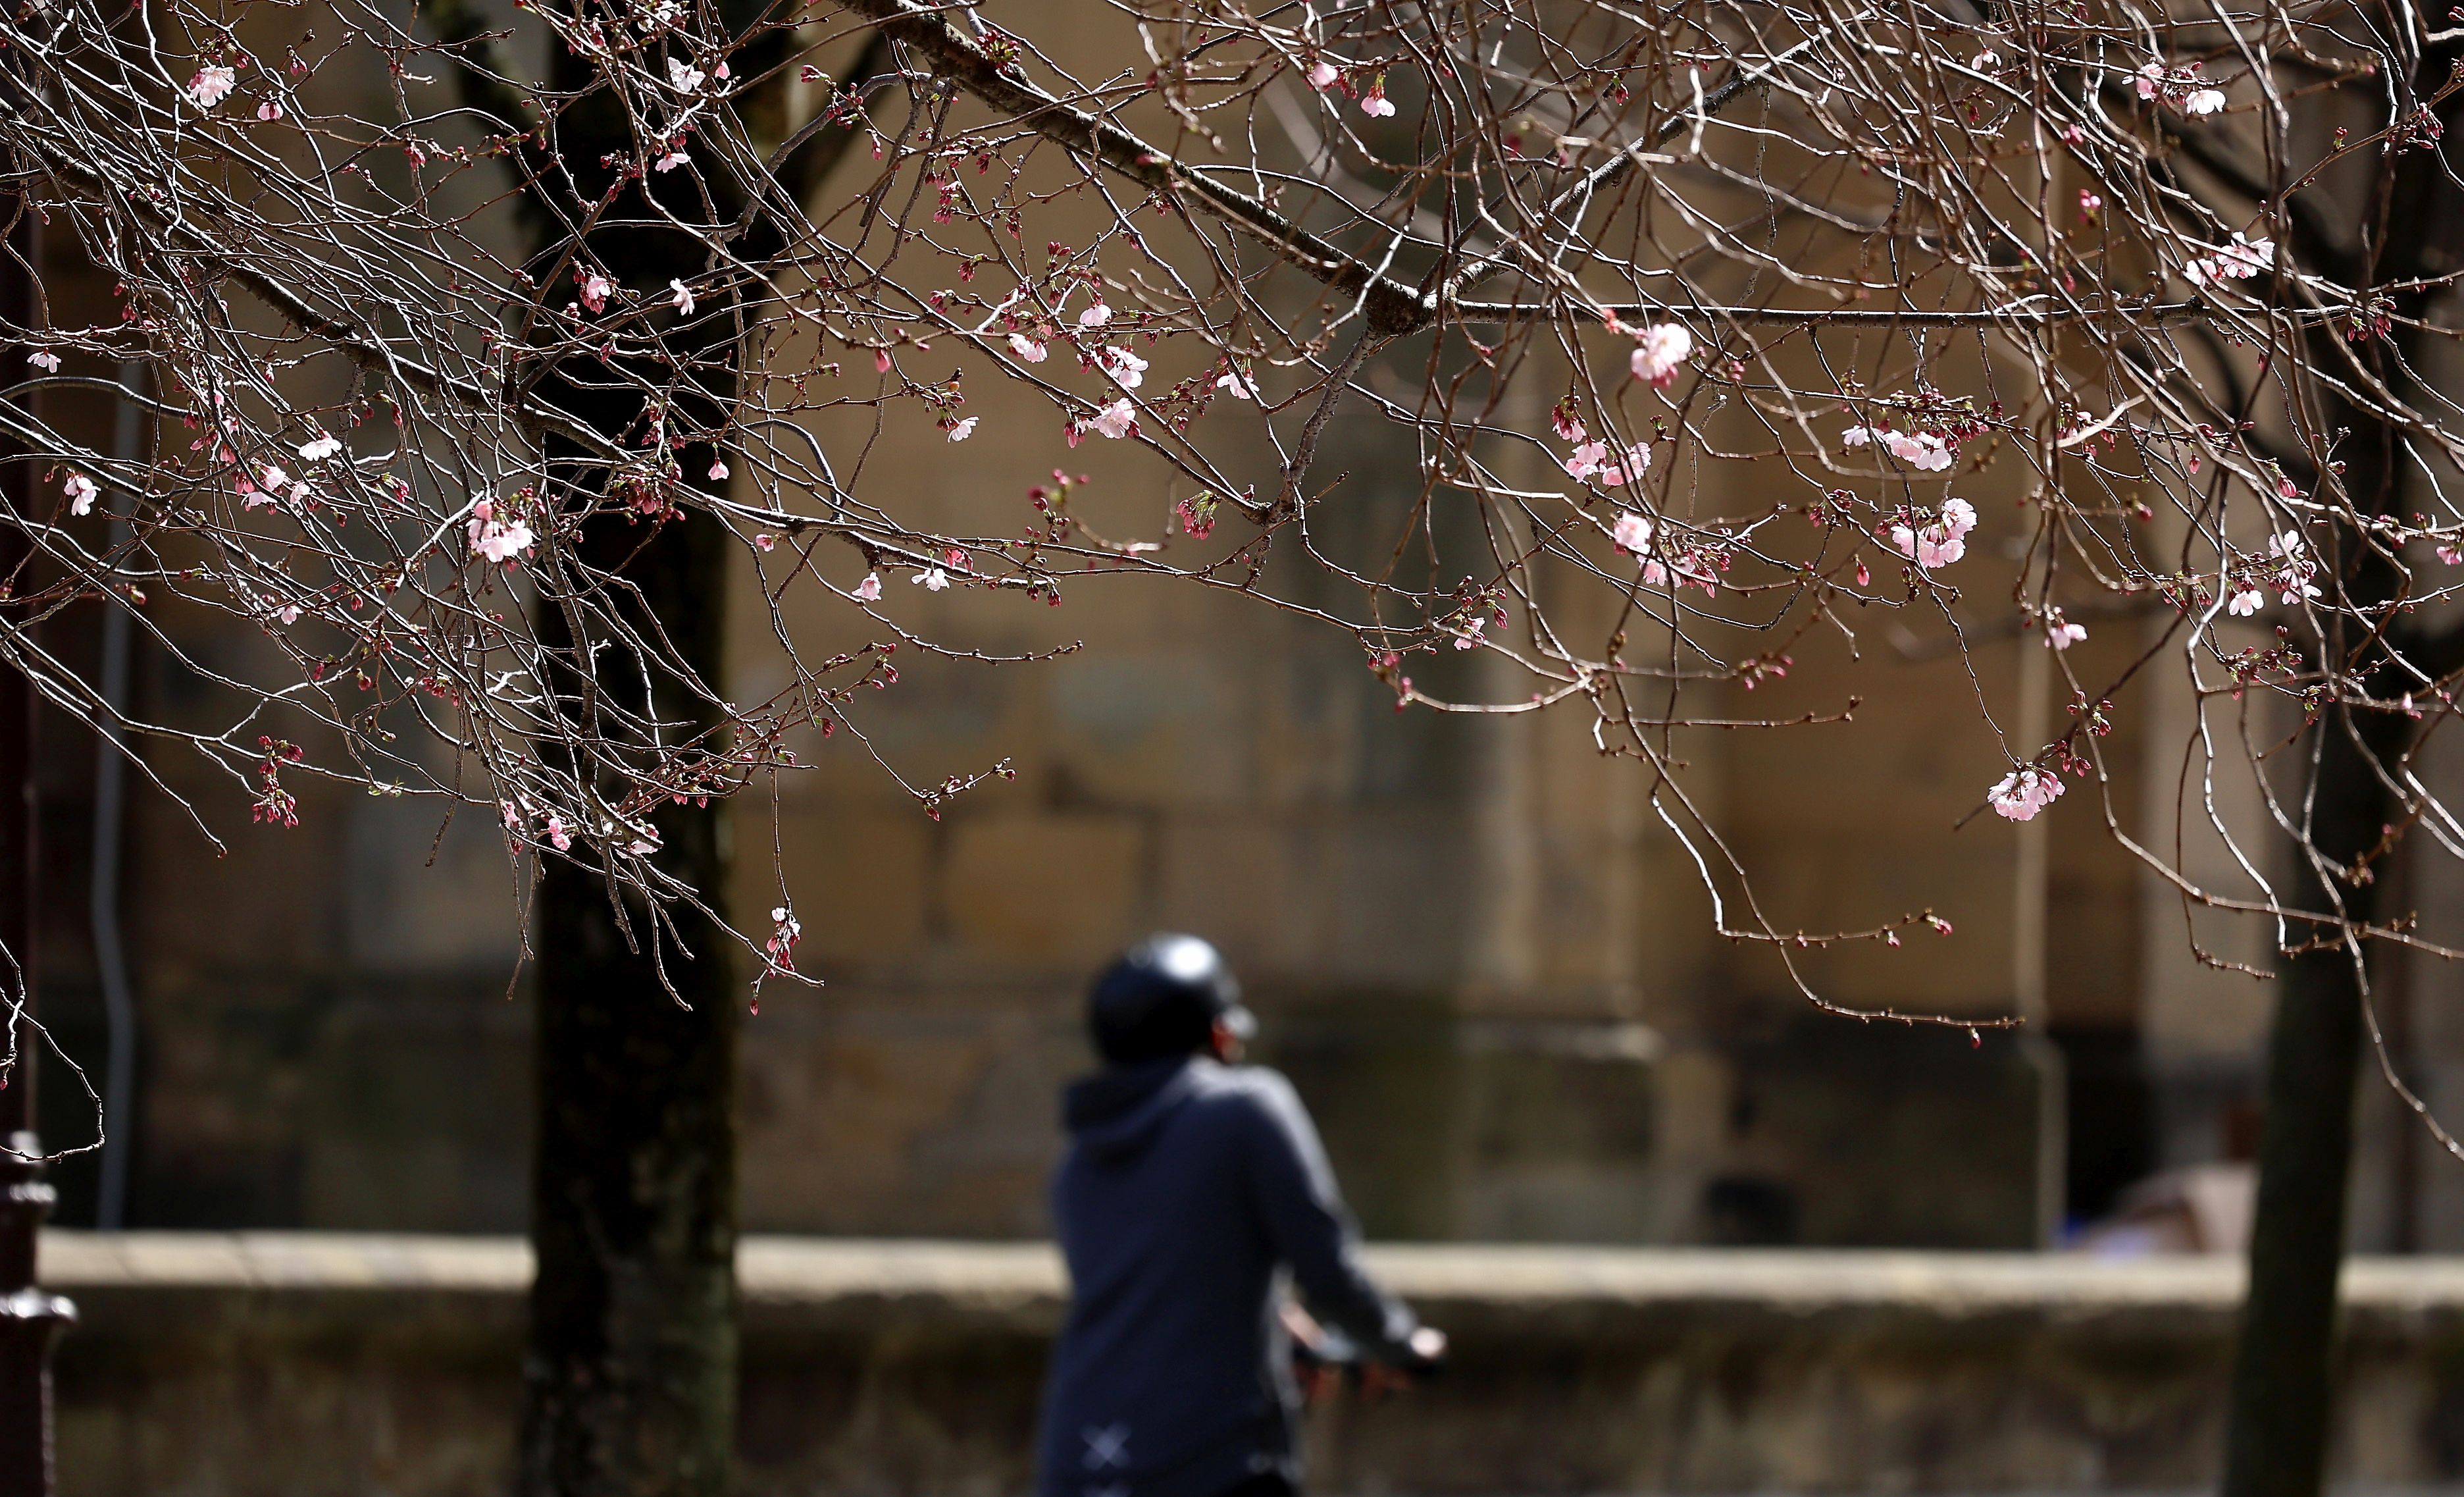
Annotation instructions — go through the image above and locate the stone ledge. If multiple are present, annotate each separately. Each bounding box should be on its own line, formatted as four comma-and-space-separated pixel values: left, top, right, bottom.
39, 1233, 2464, 1495
42, 1228, 2464, 1313
39, 1232, 2464, 1348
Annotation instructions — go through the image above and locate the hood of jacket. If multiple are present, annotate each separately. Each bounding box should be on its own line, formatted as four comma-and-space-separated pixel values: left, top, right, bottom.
1062, 1057, 1202, 1163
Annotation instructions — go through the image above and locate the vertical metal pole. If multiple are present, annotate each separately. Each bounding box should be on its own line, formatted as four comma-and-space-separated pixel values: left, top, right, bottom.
0, 185, 72, 1497
90, 363, 141, 1233
2015, 603, 2067, 1248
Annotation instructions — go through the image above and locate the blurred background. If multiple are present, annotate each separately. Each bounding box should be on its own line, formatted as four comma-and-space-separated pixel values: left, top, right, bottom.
18, 4, 2464, 1492
28, 361, 2464, 1258
30, 0, 2464, 1269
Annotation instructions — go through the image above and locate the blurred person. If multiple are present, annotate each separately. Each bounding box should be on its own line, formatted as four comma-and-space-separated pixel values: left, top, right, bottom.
1037, 933, 1446, 1497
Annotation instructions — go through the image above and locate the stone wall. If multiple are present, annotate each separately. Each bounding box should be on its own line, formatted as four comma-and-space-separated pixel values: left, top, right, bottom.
25, 0, 2464, 1257
42, 1232, 2464, 1496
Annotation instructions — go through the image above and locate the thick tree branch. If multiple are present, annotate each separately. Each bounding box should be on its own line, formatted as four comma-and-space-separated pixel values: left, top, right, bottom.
839, 0, 2340, 336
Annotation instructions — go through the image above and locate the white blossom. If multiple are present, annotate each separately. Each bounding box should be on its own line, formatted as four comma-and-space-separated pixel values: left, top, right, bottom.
187, 66, 237, 109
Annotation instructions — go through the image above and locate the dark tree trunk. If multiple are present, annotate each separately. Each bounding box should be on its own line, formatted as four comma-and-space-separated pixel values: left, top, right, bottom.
2221, 34, 2459, 1488
507, 28, 747, 1496
476, 13, 885, 1488
519, 512, 738, 1497
2221, 710, 2403, 1497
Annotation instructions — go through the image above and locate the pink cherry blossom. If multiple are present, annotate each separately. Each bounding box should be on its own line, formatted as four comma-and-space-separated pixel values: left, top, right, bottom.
297, 432, 342, 461
1595, 446, 1652, 486
27, 350, 58, 373
913, 567, 951, 591
2047, 617, 2087, 650
1307, 60, 1340, 90
655, 148, 690, 172
1899, 526, 1965, 568
1361, 82, 1396, 117
1628, 323, 1693, 388
669, 278, 694, 314
1087, 399, 1136, 440
1989, 765, 2066, 822
667, 57, 706, 93
1892, 431, 1955, 472
471, 517, 536, 565
1843, 423, 1955, 472
1216, 367, 1258, 400
546, 814, 573, 852
467, 497, 537, 564
579, 273, 615, 313
2139, 57, 2230, 117
63, 472, 96, 515
947, 417, 978, 441
188, 66, 237, 109
257, 99, 284, 122
765, 906, 802, 970
1077, 302, 1112, 328
1887, 497, 1977, 569
707, 459, 728, 480
1100, 344, 1148, 388
1565, 439, 1651, 486
2228, 585, 2265, 617
2184, 232, 2272, 286
1666, 552, 1721, 596
1612, 511, 1654, 554
2268, 529, 2323, 604
854, 572, 883, 602
1009, 332, 1048, 362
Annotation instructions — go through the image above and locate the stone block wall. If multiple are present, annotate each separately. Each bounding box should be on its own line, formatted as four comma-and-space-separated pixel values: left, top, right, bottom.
42, 1233, 2464, 1496
28, 0, 2464, 1255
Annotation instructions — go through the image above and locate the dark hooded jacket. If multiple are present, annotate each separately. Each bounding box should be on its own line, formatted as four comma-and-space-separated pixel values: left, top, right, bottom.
1035, 1058, 1420, 1497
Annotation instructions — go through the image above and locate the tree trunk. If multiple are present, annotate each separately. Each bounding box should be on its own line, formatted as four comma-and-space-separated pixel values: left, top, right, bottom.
2220, 709, 2403, 1497
511, 28, 755, 1493
2220, 36, 2455, 1481
518, 512, 738, 1497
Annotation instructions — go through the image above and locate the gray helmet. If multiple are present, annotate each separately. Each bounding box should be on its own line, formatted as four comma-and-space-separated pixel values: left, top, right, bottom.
1087, 933, 1255, 1065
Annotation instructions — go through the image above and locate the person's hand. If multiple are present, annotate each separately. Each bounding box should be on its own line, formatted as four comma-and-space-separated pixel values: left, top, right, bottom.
1281, 1303, 1343, 1404
1358, 1326, 1446, 1400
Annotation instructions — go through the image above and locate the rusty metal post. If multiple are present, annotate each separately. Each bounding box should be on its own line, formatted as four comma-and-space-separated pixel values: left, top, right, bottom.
0, 188, 72, 1497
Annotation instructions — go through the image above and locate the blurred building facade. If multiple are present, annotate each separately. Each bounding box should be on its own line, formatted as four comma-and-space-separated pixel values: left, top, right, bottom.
20, 0, 2464, 1253
33, 414, 2464, 1250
